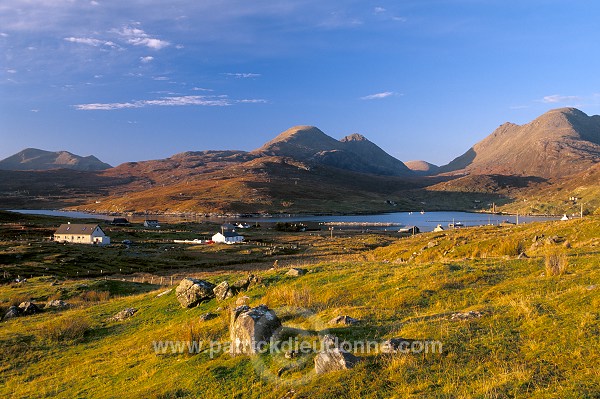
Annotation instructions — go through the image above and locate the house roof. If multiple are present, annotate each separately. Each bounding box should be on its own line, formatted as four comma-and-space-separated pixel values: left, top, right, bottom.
54, 224, 103, 236
215, 231, 242, 238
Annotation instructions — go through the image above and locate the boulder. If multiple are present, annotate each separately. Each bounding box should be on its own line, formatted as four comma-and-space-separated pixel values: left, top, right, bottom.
235, 296, 250, 307
18, 301, 40, 315
45, 299, 70, 309
231, 275, 252, 292
3, 306, 22, 320
213, 281, 233, 301
314, 334, 359, 374
110, 308, 138, 321
230, 304, 281, 355
175, 278, 216, 308
329, 315, 359, 326
285, 268, 307, 277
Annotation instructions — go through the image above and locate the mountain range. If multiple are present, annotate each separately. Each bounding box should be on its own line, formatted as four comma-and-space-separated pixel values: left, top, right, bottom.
0, 107, 598, 214
0, 148, 111, 171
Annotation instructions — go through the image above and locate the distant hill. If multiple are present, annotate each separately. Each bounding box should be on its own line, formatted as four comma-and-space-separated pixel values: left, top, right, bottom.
0, 148, 111, 171
404, 160, 440, 175
252, 126, 413, 176
439, 108, 600, 178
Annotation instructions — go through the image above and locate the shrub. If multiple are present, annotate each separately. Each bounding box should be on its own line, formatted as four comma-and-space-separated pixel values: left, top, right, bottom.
38, 316, 91, 342
545, 251, 568, 276
498, 240, 525, 257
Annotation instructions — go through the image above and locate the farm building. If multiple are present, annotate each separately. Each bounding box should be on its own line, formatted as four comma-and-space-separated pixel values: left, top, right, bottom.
143, 220, 161, 228
54, 223, 110, 245
110, 218, 130, 226
212, 231, 244, 244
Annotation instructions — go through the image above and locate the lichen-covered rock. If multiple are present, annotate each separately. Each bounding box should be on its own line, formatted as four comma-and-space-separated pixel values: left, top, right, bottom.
213, 281, 233, 301
110, 308, 138, 321
45, 300, 70, 309
314, 334, 359, 374
230, 304, 281, 355
175, 278, 216, 308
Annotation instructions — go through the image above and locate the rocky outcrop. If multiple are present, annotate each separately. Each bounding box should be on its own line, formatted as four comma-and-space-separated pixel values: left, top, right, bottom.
230, 305, 281, 355
18, 301, 40, 315
213, 281, 233, 301
45, 299, 70, 309
175, 278, 216, 308
314, 334, 359, 374
329, 315, 359, 326
3, 306, 22, 320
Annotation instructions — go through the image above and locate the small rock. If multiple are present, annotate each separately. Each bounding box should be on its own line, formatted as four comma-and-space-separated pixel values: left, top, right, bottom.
110, 308, 138, 321
213, 281, 233, 301
155, 289, 172, 298
427, 241, 438, 249
18, 301, 40, 315
329, 315, 359, 326
3, 306, 22, 320
231, 276, 252, 292
199, 312, 217, 321
450, 310, 482, 320
285, 268, 307, 277
284, 350, 298, 359
381, 338, 417, 354
44, 299, 70, 309
175, 278, 216, 308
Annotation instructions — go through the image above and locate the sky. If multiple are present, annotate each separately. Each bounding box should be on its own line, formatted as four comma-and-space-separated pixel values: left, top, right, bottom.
1, 0, 600, 167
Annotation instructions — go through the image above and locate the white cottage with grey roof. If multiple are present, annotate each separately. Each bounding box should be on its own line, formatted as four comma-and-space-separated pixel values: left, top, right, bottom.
54, 223, 110, 245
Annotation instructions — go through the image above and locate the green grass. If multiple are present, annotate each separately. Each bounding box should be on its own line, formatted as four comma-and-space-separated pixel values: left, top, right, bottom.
1, 218, 599, 398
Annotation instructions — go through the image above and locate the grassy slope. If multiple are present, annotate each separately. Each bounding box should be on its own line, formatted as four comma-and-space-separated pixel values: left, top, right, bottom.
1, 218, 599, 398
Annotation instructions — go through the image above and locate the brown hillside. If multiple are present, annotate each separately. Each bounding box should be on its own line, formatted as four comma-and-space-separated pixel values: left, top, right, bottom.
440, 108, 600, 178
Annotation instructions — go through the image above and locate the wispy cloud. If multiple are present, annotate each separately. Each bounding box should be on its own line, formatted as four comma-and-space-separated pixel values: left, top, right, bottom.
541, 94, 580, 104
360, 91, 398, 100
64, 37, 117, 48
74, 95, 267, 110
115, 25, 170, 50
224, 73, 261, 78
140, 56, 154, 63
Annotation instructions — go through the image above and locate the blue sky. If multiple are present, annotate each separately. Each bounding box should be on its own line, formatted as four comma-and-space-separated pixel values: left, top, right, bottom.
1, 0, 600, 167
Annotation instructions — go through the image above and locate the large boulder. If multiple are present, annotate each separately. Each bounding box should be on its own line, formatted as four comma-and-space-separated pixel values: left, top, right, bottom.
314, 334, 359, 374
285, 268, 307, 277
230, 305, 281, 355
175, 278, 216, 308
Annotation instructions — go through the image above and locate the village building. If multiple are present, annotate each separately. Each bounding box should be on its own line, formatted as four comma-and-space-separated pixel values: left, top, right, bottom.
110, 218, 131, 226
54, 223, 110, 245
143, 220, 161, 228
398, 226, 420, 235
212, 231, 244, 244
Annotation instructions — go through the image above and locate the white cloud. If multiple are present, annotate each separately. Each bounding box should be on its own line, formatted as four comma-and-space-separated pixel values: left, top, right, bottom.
541, 94, 580, 103
374, 7, 386, 13
64, 37, 117, 48
115, 25, 170, 50
6, 69, 17, 74
224, 72, 261, 78
74, 94, 268, 110
153, 76, 170, 81
192, 87, 213, 91
140, 56, 154, 63
360, 91, 397, 100
0, 32, 8, 37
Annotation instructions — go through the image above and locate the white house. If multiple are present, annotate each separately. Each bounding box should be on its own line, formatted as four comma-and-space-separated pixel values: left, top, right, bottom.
212, 231, 244, 244
54, 223, 110, 245
143, 220, 161, 228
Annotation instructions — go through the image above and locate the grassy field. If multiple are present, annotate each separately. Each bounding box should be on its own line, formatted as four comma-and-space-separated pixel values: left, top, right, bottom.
0, 214, 599, 398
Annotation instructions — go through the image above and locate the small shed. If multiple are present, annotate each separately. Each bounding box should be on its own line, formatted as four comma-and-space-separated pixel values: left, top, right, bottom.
54, 223, 110, 245
212, 231, 244, 244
